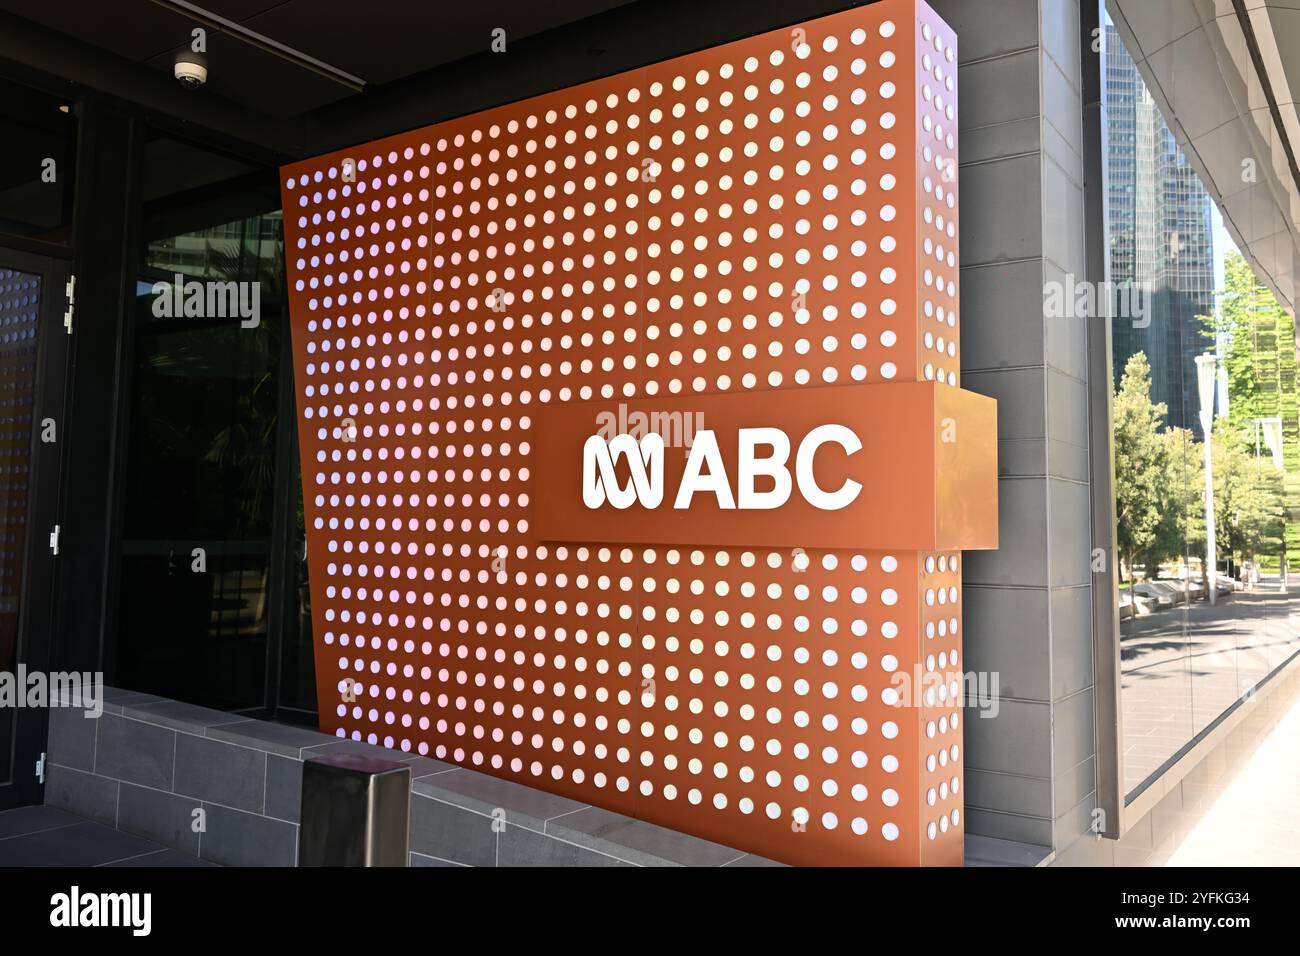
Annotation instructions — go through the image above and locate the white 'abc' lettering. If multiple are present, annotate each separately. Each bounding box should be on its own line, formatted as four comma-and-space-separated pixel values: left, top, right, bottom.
582, 425, 862, 511
583, 432, 665, 509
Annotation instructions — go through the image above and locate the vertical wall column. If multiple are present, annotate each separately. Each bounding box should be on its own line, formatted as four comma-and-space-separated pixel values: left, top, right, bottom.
932, 0, 1097, 856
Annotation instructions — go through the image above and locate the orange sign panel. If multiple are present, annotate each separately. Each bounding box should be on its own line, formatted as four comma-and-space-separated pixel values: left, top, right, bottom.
531, 382, 997, 551
280, 0, 991, 865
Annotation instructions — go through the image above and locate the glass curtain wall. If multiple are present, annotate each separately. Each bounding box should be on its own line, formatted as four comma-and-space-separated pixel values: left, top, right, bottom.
1104, 16, 1300, 800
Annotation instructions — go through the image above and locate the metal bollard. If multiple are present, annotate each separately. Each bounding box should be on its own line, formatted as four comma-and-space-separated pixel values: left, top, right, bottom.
299, 753, 411, 866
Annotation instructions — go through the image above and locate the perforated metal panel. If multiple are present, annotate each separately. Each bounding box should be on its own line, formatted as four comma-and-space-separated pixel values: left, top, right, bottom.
281, 0, 987, 865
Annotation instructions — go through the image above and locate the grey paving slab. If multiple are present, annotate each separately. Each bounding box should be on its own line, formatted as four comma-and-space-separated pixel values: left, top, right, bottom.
0, 821, 164, 867
105, 848, 217, 867
0, 805, 84, 840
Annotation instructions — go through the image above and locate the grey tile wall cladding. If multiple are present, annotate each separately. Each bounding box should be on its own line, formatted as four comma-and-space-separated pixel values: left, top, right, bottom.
44, 687, 776, 867
929, 0, 1097, 854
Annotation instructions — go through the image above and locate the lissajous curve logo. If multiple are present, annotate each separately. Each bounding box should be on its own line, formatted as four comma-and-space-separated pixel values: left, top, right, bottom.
581, 425, 864, 511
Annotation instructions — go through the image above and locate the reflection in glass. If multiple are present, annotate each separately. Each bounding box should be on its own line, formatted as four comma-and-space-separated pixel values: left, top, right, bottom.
1106, 20, 1300, 800
0, 267, 43, 783
114, 212, 286, 711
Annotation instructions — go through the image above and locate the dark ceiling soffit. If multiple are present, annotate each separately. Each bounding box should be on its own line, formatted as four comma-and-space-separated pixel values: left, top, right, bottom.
301, 0, 863, 156
0, 9, 303, 162
148, 0, 366, 92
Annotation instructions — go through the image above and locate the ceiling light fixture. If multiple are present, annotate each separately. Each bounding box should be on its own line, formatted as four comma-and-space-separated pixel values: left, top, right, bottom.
149, 0, 365, 92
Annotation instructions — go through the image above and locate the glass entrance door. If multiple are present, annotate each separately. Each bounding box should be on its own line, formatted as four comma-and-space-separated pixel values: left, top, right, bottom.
0, 247, 69, 810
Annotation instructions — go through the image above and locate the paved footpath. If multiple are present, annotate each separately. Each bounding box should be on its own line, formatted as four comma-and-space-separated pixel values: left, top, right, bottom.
1167, 691, 1300, 866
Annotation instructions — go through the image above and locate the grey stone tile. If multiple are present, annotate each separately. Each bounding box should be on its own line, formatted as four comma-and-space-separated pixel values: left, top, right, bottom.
1054, 755, 1096, 820
1053, 688, 1095, 774
963, 367, 1046, 443
964, 807, 1052, 847
117, 782, 202, 855
1041, 57, 1083, 161
959, 258, 1047, 373
957, 48, 1041, 132
1047, 478, 1093, 587
413, 767, 587, 833
959, 153, 1042, 267
93, 714, 175, 790
1042, 115, 1083, 185
960, 585, 1051, 701
1046, 367, 1088, 446
498, 823, 630, 867
1056, 789, 1099, 848
1148, 783, 1186, 848
721, 853, 786, 867
98, 688, 165, 716
174, 734, 266, 813
199, 804, 297, 867
403, 756, 457, 780
107, 848, 216, 867
965, 833, 1052, 866
300, 738, 451, 777
998, 438, 1049, 478
1050, 411, 1103, 469
964, 767, 1052, 819
965, 696, 1051, 778
964, 478, 1049, 587
1042, 153, 1086, 276
42, 764, 120, 827
1040, 0, 1081, 95
205, 719, 336, 758
1050, 831, 1114, 866
0, 821, 162, 867
960, 117, 1041, 167
409, 792, 497, 867
265, 755, 303, 823
47, 706, 98, 771
120, 698, 246, 733
928, 0, 1039, 63
545, 806, 743, 866
1050, 585, 1094, 699
0, 805, 84, 839
1041, 261, 1089, 382
410, 850, 470, 867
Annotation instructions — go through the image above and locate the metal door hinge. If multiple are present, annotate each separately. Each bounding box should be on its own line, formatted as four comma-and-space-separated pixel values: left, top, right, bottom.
49, 524, 60, 555
63, 274, 75, 334
35, 753, 45, 784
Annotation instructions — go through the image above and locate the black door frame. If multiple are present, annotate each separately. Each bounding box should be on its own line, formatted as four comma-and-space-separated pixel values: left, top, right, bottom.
0, 244, 71, 811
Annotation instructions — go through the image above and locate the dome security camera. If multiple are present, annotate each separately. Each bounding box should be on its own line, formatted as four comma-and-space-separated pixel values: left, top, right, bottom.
174, 49, 208, 89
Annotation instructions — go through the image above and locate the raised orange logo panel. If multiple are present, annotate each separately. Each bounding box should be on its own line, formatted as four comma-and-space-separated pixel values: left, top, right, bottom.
280, 0, 993, 865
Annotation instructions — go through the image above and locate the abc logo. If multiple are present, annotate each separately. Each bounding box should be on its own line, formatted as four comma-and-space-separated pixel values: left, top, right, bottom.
582, 425, 862, 512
